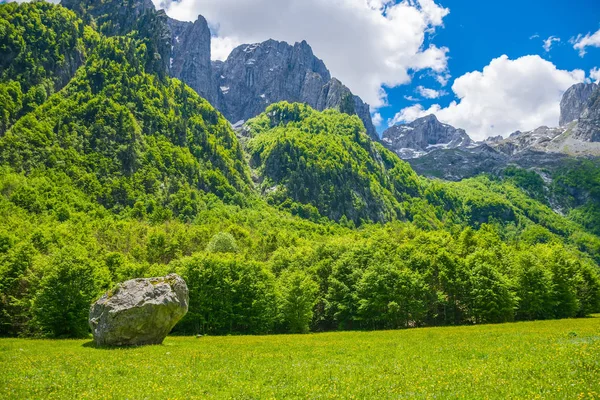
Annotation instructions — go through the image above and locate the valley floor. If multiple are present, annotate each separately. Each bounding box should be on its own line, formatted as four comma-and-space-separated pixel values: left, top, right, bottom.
1, 317, 600, 399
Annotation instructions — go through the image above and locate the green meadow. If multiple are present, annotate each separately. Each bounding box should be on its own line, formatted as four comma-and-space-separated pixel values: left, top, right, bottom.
1, 317, 599, 399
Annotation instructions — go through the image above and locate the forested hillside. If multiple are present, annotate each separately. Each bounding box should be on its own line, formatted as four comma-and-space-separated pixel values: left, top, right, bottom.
245, 102, 421, 224
0, 2, 599, 339
0, 2, 91, 133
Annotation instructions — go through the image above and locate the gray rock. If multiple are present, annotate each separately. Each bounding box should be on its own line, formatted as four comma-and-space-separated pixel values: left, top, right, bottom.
407, 143, 508, 181
489, 126, 565, 156
572, 86, 600, 142
213, 40, 329, 125
317, 78, 378, 140
560, 83, 598, 126
167, 15, 216, 103
382, 114, 473, 159
89, 274, 189, 347
215, 40, 378, 140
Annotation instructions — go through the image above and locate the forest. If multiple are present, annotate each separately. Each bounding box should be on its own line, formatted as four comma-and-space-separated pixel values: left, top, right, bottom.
1, 2, 600, 339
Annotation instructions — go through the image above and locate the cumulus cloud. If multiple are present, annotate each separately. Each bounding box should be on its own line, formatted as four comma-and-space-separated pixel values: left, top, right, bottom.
572, 28, 600, 57
371, 112, 383, 127
416, 85, 446, 99
435, 73, 451, 87
153, 0, 450, 108
390, 55, 585, 140
542, 36, 560, 52
591, 67, 600, 83
211, 36, 242, 61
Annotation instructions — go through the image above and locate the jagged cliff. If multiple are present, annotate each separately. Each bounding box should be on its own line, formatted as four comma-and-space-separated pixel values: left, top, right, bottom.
560, 82, 598, 126
382, 114, 473, 159
213, 40, 377, 140
60, 0, 378, 140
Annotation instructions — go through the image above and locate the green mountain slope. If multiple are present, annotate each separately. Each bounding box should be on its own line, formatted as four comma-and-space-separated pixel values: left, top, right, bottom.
245, 102, 421, 224
1, 32, 251, 217
0, 2, 93, 133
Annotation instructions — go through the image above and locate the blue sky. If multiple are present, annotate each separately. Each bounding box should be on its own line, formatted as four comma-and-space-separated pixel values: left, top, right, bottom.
382, 0, 600, 136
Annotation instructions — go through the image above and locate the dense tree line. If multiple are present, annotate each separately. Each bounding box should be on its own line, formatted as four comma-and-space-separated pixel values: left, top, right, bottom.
1, 180, 599, 337
0, 2, 599, 339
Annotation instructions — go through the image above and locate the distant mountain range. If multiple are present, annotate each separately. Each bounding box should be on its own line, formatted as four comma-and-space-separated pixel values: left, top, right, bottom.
382, 82, 600, 180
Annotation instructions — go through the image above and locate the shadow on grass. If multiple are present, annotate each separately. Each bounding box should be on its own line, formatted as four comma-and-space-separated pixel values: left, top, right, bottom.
82, 341, 164, 350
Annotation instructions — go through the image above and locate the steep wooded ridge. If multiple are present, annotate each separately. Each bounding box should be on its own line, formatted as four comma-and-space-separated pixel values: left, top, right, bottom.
0, 3, 599, 339
244, 102, 421, 224
60, 0, 379, 141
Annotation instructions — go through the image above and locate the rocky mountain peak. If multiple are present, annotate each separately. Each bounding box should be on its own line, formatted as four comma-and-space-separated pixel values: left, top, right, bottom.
61, 0, 378, 141
560, 82, 598, 126
214, 39, 378, 140
381, 114, 473, 159
167, 15, 215, 102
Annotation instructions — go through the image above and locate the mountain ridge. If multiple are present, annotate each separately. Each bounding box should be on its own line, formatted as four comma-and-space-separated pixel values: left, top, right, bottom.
60, 0, 379, 140
382, 114, 473, 159
382, 82, 600, 173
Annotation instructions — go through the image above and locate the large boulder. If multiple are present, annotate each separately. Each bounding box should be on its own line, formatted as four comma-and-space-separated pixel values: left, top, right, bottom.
89, 274, 189, 346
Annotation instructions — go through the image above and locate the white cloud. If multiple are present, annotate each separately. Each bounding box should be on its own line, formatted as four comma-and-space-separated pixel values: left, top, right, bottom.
211, 36, 242, 61
572, 28, 600, 57
435, 73, 451, 87
591, 67, 600, 84
371, 112, 383, 127
153, 0, 450, 108
390, 55, 585, 140
388, 103, 438, 126
542, 36, 560, 52
416, 85, 446, 99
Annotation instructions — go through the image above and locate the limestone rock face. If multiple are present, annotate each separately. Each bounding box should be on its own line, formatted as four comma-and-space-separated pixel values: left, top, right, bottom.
62, 0, 378, 140
89, 274, 189, 346
573, 86, 600, 142
560, 83, 598, 126
214, 40, 379, 141
382, 114, 473, 159
167, 15, 216, 104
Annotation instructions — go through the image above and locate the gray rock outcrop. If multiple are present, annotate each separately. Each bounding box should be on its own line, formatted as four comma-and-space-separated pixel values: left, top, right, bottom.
490, 126, 566, 156
89, 274, 189, 347
318, 78, 376, 141
167, 16, 216, 103
572, 85, 600, 142
214, 40, 378, 140
560, 83, 598, 126
382, 114, 473, 159
61, 0, 378, 141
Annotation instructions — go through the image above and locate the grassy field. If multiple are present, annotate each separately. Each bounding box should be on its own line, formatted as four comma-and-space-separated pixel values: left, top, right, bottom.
1, 317, 600, 399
